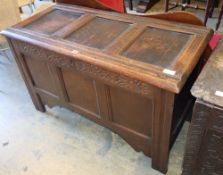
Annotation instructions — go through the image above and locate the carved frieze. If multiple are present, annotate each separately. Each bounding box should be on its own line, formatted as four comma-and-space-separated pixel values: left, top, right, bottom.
17, 40, 153, 97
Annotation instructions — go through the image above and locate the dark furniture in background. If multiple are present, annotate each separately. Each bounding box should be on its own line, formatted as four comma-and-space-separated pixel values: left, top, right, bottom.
165, 0, 213, 25
216, 0, 223, 30
1, 3, 212, 174
135, 0, 160, 13
183, 36, 223, 175
128, 0, 133, 10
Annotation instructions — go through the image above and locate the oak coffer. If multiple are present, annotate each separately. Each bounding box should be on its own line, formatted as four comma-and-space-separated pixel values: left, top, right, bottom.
1, 4, 212, 173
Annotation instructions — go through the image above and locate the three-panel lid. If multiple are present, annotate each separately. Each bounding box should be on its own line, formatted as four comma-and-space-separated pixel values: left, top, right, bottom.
2, 4, 213, 93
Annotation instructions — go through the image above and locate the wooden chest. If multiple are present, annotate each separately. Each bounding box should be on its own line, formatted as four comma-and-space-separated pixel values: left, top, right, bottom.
183, 37, 223, 175
1, 4, 212, 173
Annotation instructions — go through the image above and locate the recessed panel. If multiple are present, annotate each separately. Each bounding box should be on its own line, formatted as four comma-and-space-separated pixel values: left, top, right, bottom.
25, 10, 82, 34
122, 27, 191, 68
24, 56, 57, 95
62, 68, 99, 115
110, 87, 153, 136
65, 17, 130, 49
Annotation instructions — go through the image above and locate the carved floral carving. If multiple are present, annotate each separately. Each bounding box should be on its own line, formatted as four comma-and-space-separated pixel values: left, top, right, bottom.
18, 41, 153, 97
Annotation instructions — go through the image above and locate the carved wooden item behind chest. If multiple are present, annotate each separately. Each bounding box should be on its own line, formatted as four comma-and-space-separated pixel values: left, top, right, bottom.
1, 4, 212, 173
183, 38, 223, 175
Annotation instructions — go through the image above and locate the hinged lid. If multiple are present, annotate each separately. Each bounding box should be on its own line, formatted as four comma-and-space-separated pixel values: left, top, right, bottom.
2, 4, 213, 93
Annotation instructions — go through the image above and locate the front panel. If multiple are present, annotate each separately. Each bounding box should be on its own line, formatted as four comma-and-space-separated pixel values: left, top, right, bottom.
61, 68, 100, 116
109, 86, 153, 137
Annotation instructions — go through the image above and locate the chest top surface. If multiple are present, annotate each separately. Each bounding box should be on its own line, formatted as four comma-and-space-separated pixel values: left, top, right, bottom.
192, 37, 223, 107
2, 4, 213, 93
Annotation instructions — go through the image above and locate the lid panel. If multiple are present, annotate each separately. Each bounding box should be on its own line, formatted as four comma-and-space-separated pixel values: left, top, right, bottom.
121, 27, 192, 68
24, 9, 82, 34
65, 17, 131, 49
5, 4, 212, 93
